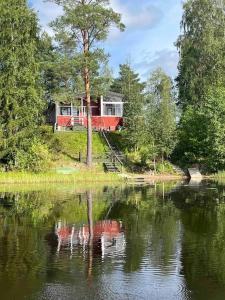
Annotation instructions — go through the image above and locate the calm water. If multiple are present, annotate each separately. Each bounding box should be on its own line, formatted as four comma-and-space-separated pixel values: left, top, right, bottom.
0, 180, 225, 299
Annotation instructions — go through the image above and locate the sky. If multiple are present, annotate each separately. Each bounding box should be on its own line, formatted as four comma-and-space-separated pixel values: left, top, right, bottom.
29, 0, 183, 80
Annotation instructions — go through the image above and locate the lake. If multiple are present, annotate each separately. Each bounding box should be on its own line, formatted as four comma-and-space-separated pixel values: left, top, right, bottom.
0, 180, 225, 299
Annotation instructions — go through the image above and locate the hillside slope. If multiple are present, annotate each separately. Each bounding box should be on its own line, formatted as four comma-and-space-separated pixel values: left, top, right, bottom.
55, 131, 108, 160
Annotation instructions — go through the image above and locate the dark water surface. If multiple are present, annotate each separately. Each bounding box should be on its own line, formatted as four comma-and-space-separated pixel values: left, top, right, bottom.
0, 180, 225, 300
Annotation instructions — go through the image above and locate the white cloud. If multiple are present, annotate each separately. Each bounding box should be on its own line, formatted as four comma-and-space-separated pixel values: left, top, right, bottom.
134, 49, 179, 79
30, 0, 63, 35
108, 0, 163, 42
110, 0, 163, 29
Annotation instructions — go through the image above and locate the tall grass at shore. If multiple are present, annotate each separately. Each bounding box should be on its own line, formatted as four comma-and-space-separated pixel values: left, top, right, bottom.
213, 171, 225, 179
0, 170, 121, 184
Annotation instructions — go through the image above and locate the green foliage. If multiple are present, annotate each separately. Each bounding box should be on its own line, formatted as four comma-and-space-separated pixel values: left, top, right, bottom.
145, 68, 177, 160
175, 0, 225, 172
14, 139, 52, 172
111, 64, 147, 150
107, 132, 128, 152
175, 85, 225, 172
176, 0, 225, 109
0, 0, 45, 167
126, 145, 156, 168
156, 161, 176, 174
110, 67, 177, 171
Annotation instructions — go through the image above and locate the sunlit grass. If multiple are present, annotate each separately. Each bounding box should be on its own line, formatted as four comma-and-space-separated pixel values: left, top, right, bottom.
213, 171, 225, 179
0, 170, 121, 184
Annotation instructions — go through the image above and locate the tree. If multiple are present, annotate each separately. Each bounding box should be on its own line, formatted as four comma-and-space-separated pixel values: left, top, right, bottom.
174, 0, 225, 171
176, 0, 225, 110
49, 0, 125, 167
145, 68, 177, 162
111, 64, 146, 150
175, 85, 225, 171
38, 32, 83, 104
0, 0, 44, 167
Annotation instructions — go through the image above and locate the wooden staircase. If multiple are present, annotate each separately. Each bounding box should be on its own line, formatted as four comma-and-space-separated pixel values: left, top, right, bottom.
101, 132, 124, 173
103, 161, 120, 173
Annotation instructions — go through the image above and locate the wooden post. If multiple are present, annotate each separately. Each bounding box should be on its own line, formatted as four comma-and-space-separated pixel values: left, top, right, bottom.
100, 95, 103, 117
79, 151, 82, 162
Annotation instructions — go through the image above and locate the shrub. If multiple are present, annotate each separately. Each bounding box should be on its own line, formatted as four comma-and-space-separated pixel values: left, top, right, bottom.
126, 150, 142, 166
156, 161, 175, 174
14, 139, 52, 172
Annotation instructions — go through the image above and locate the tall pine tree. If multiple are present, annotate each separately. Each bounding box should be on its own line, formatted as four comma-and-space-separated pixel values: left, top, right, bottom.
49, 0, 124, 167
0, 0, 44, 166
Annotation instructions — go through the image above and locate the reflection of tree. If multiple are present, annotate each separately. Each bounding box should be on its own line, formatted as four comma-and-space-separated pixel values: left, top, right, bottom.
87, 190, 93, 282
107, 184, 180, 274
170, 181, 225, 299
0, 211, 46, 299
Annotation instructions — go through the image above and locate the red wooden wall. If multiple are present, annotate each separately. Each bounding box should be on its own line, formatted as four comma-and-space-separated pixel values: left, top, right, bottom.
57, 116, 123, 131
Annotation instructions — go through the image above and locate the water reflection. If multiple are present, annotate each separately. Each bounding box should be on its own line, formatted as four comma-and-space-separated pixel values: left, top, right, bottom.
55, 220, 125, 256
1, 181, 225, 299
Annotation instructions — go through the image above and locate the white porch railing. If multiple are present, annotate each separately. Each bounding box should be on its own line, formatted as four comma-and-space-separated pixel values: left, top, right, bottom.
57, 106, 99, 117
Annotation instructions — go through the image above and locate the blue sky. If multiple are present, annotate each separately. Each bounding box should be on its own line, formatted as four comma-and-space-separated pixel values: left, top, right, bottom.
29, 0, 183, 79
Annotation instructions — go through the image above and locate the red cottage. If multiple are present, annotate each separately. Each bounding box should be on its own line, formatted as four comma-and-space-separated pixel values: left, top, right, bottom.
51, 91, 124, 132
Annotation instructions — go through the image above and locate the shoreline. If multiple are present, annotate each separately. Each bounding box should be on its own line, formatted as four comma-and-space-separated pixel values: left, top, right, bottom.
0, 170, 219, 185
0, 171, 120, 185
0, 170, 186, 185
0, 169, 185, 185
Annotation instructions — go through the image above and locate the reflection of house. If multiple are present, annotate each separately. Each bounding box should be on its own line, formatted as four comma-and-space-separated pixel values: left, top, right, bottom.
49, 92, 124, 132
55, 220, 125, 257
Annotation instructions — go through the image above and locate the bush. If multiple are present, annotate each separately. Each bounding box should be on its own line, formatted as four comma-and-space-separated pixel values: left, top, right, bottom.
126, 150, 142, 166
126, 146, 156, 168
156, 161, 175, 174
14, 139, 52, 172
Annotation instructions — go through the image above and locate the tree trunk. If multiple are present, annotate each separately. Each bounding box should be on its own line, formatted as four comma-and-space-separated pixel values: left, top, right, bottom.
84, 30, 92, 167
86, 71, 92, 167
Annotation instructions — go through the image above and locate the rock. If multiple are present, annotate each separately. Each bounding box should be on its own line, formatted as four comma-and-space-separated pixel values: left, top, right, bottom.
188, 168, 202, 179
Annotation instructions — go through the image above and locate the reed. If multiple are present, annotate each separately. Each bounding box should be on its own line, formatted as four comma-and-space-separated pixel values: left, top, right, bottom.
0, 170, 121, 185
212, 171, 225, 179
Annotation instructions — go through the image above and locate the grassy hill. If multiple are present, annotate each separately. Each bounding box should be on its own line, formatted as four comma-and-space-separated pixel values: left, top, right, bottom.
41, 126, 108, 167
55, 131, 108, 160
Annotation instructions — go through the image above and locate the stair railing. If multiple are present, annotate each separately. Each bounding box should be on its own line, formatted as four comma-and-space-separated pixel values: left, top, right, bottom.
101, 131, 124, 173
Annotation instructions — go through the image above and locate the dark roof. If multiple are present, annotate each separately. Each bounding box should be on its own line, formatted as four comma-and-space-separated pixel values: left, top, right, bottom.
103, 91, 123, 102
56, 91, 124, 103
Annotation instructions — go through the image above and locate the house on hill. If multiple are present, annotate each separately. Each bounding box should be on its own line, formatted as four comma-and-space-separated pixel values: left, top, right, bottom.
49, 91, 124, 132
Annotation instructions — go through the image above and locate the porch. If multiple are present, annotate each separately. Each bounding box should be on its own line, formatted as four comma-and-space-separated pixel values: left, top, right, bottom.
57, 103, 123, 118
55, 95, 124, 131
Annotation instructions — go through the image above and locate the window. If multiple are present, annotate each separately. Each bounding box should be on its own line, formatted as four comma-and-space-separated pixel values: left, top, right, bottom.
60, 107, 71, 116
103, 103, 123, 116
104, 104, 115, 116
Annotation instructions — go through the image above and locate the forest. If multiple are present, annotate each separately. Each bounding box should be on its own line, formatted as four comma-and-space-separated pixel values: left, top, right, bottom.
0, 0, 225, 174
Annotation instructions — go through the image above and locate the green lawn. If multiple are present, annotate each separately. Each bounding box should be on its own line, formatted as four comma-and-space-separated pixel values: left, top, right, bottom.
54, 131, 108, 160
